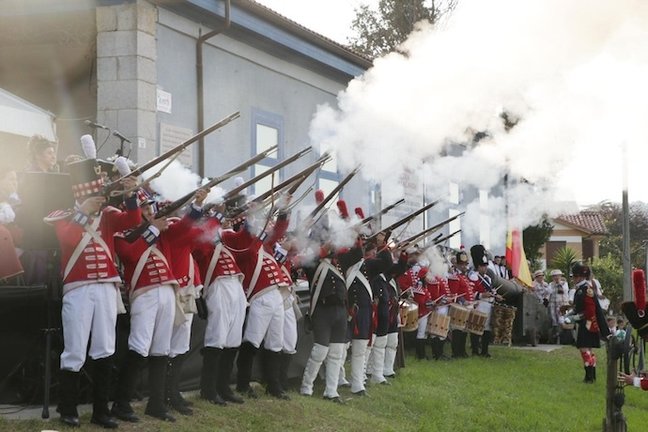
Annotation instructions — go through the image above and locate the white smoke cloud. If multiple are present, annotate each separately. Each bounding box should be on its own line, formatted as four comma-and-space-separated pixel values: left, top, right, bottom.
310, 0, 648, 250
142, 160, 200, 202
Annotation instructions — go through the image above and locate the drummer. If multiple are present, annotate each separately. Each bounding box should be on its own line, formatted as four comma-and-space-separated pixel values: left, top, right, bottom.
397, 247, 430, 360
425, 270, 452, 360
469, 245, 503, 358
448, 250, 474, 358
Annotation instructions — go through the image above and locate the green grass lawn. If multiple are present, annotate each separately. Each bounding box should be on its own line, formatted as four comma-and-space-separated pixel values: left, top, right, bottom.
3, 345, 648, 432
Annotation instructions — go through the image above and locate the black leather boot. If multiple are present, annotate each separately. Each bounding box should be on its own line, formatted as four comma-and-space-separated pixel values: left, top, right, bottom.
58, 369, 80, 428
279, 352, 293, 392
415, 338, 427, 360
236, 342, 259, 399
470, 334, 481, 355
90, 357, 118, 429
201, 347, 226, 406
112, 350, 146, 422
217, 348, 243, 404
480, 331, 492, 358
265, 350, 290, 400
167, 355, 192, 415
145, 356, 176, 422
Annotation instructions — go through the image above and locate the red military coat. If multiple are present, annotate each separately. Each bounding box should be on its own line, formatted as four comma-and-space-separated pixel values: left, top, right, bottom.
193, 217, 244, 288
447, 272, 475, 303
115, 213, 196, 299
45, 199, 141, 295
221, 214, 291, 300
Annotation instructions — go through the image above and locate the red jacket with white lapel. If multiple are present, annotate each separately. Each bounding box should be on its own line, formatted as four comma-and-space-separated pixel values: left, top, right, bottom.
166, 207, 204, 289
46, 198, 141, 294
193, 217, 243, 288
221, 213, 290, 300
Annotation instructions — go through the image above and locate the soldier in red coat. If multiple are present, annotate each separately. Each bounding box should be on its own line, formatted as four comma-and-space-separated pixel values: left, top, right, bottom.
448, 251, 475, 358
44, 151, 140, 429
192, 207, 247, 406
165, 188, 209, 415
111, 190, 203, 423
397, 249, 430, 360
218, 195, 292, 400
426, 273, 452, 360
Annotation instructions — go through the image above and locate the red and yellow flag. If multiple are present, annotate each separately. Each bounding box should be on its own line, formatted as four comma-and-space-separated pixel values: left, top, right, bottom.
505, 229, 533, 287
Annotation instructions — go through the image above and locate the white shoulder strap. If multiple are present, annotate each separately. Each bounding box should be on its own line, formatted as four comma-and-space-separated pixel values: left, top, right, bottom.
204, 242, 224, 286
246, 247, 273, 299
63, 216, 102, 280
345, 259, 372, 298
130, 246, 153, 291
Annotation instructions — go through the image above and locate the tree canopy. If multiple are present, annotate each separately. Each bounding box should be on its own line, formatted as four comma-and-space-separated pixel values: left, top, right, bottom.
348, 0, 457, 58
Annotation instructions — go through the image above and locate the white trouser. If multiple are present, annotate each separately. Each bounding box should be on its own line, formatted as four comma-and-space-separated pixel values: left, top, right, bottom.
204, 276, 247, 348
283, 296, 298, 354
60, 283, 118, 371
363, 341, 372, 379
417, 314, 429, 339
338, 342, 350, 386
170, 312, 194, 358
129, 285, 176, 357
324, 343, 345, 398
300, 343, 329, 396
350, 339, 369, 393
383, 332, 399, 377
243, 288, 284, 352
369, 335, 388, 384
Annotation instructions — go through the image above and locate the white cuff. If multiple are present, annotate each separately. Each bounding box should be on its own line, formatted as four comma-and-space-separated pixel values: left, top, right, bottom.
633, 377, 642, 388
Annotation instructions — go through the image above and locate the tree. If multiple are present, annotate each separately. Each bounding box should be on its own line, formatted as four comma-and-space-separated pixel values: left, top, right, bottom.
550, 246, 578, 280
523, 216, 554, 271
590, 254, 623, 313
348, 0, 457, 58
592, 201, 648, 269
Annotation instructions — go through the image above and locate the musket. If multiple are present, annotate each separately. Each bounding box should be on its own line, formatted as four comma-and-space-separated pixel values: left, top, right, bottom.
105, 111, 240, 196
395, 212, 465, 250
306, 166, 360, 221
219, 146, 313, 204
154, 144, 278, 218
433, 229, 462, 245
366, 200, 440, 242
227, 154, 329, 218
359, 199, 405, 226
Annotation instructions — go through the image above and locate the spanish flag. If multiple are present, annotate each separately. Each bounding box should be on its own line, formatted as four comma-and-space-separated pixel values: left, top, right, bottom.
505, 229, 533, 287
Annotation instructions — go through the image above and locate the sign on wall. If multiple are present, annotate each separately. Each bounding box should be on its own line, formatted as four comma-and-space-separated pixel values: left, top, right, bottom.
159, 123, 193, 169
157, 88, 172, 114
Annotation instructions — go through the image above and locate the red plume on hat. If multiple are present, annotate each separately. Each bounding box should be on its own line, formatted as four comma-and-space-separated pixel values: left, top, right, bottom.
354, 207, 365, 219
633, 269, 646, 317
337, 200, 349, 219
315, 189, 324, 205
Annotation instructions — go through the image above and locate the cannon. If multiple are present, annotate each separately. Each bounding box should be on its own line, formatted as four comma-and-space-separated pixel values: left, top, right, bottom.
488, 269, 553, 346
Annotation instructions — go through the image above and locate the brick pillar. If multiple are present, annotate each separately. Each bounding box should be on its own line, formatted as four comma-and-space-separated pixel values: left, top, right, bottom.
95, 0, 157, 164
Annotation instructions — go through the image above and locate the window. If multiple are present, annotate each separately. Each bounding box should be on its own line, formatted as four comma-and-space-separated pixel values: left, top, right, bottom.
251, 109, 283, 195
317, 152, 340, 197
449, 208, 462, 249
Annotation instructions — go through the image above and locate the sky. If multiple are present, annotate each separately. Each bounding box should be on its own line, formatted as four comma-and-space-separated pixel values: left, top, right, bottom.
256, 0, 648, 210
255, 0, 372, 45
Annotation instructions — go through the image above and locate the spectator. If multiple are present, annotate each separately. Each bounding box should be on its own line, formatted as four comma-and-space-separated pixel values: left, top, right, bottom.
499, 257, 511, 279
532, 270, 551, 306
548, 270, 571, 343
26, 135, 58, 173
0, 165, 24, 281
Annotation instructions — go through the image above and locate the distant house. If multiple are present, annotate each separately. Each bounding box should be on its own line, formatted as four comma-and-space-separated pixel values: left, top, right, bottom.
541, 211, 608, 267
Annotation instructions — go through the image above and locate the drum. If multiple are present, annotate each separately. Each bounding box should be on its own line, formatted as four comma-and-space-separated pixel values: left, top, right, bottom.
399, 299, 419, 332
448, 303, 470, 331
427, 305, 451, 338
475, 300, 493, 331
466, 308, 488, 336
492, 303, 517, 346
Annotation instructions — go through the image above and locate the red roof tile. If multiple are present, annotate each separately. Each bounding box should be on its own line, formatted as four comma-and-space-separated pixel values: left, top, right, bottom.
555, 211, 607, 235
